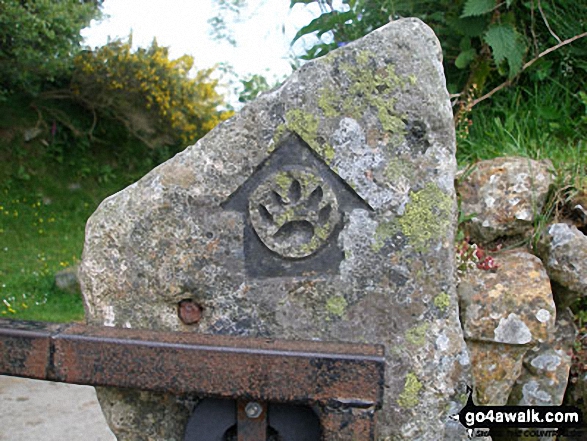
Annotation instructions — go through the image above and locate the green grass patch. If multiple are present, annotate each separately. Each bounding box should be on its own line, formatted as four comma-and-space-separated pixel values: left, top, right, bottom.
458, 79, 587, 173
0, 170, 125, 322
0, 94, 165, 322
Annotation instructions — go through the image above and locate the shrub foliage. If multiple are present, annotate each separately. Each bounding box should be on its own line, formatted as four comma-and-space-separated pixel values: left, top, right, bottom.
0, 0, 101, 98
70, 38, 233, 147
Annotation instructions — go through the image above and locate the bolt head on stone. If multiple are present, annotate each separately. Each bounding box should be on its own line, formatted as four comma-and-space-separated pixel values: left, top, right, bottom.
178, 300, 202, 325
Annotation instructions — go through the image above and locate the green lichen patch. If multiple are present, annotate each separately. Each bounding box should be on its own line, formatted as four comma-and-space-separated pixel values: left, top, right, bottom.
371, 220, 399, 252
406, 323, 429, 346
397, 372, 422, 408
326, 295, 348, 317
384, 157, 415, 182
317, 50, 408, 144
274, 171, 292, 193
272, 109, 334, 163
434, 292, 451, 311
318, 87, 339, 118
399, 183, 452, 252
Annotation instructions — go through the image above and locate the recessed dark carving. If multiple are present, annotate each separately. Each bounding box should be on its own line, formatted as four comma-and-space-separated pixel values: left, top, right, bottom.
222, 133, 372, 278
249, 169, 340, 258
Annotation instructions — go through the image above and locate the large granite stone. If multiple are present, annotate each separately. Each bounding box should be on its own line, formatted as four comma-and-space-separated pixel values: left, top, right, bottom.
80, 18, 469, 440
458, 157, 553, 244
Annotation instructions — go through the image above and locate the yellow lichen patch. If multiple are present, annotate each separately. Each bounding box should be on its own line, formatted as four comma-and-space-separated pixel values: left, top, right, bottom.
433, 292, 451, 311
399, 184, 452, 252
397, 372, 422, 408
273, 109, 335, 163
326, 295, 348, 318
406, 323, 429, 346
317, 50, 409, 144
318, 88, 339, 118
372, 221, 399, 252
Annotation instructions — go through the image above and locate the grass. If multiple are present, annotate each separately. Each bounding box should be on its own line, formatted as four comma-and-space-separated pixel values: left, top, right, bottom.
458, 78, 587, 171
0, 164, 132, 322
0, 95, 165, 322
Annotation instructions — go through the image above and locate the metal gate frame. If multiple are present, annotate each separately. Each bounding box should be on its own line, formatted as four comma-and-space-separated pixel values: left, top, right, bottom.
0, 318, 385, 440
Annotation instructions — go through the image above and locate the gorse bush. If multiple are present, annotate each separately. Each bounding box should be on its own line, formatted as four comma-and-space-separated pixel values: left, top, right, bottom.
72, 38, 233, 147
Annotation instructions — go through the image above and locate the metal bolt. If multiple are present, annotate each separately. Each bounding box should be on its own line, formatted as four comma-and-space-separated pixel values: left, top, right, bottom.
178, 299, 202, 325
244, 401, 263, 419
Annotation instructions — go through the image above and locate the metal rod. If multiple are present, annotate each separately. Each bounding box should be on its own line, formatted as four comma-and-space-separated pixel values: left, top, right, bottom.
0, 319, 385, 407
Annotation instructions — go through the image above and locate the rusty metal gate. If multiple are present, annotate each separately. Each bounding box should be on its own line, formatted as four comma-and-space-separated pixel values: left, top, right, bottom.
0, 319, 385, 440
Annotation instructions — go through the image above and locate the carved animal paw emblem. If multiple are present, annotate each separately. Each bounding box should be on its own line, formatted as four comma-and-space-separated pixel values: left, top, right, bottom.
249, 170, 340, 258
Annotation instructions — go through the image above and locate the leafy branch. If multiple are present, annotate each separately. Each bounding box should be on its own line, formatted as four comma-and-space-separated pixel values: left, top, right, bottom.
463, 31, 587, 114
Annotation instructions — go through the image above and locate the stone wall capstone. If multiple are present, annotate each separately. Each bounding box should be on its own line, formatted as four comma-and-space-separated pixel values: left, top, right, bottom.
80, 18, 470, 440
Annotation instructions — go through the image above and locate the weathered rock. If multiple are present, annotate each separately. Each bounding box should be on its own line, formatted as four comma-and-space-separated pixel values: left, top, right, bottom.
54, 265, 81, 294
458, 157, 553, 243
81, 19, 469, 440
459, 249, 556, 408
459, 249, 556, 345
509, 308, 576, 406
537, 223, 587, 306
468, 341, 529, 405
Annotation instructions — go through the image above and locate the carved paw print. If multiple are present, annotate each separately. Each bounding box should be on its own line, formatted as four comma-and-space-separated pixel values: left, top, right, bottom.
249, 170, 340, 258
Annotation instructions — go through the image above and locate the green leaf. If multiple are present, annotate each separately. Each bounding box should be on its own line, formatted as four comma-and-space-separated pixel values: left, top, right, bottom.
461, 0, 496, 18
455, 49, 477, 69
292, 10, 355, 44
448, 16, 488, 37
459, 37, 472, 51
484, 24, 526, 77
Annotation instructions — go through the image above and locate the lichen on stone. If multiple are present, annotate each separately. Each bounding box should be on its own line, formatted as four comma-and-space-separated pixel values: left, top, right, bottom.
399, 183, 452, 252
384, 157, 414, 182
372, 220, 399, 252
397, 372, 422, 408
272, 109, 334, 163
318, 50, 408, 144
318, 87, 339, 118
326, 295, 347, 317
406, 323, 429, 346
434, 292, 451, 311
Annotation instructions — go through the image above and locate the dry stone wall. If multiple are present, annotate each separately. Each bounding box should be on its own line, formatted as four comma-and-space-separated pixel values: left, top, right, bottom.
457, 157, 585, 419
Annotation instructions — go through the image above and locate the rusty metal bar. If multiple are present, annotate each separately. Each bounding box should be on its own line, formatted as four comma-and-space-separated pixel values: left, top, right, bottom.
237, 400, 267, 441
0, 319, 385, 410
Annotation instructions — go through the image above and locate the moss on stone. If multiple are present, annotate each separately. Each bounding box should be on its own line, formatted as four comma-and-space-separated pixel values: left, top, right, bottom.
371, 220, 399, 252
399, 183, 452, 252
398, 372, 422, 408
406, 323, 429, 346
326, 295, 347, 317
434, 292, 451, 311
